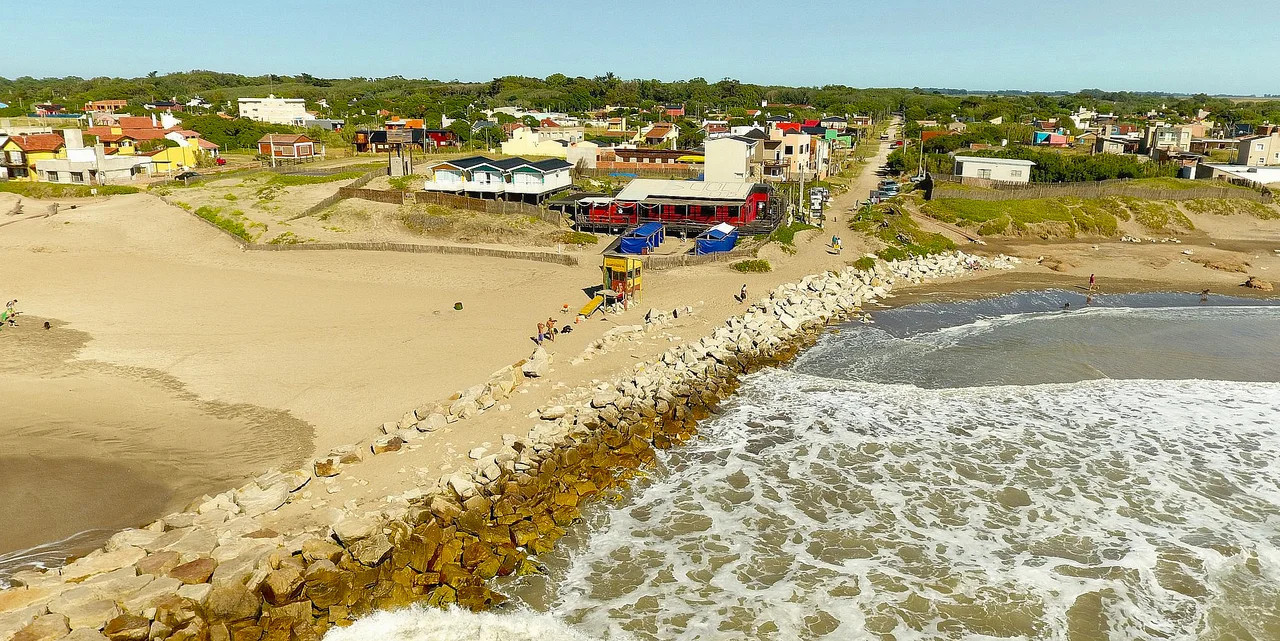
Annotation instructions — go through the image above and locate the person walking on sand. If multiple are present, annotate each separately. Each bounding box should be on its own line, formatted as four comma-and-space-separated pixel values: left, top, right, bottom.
739, 284, 748, 303
536, 322, 545, 343
546, 317, 557, 341
1088, 273, 1096, 290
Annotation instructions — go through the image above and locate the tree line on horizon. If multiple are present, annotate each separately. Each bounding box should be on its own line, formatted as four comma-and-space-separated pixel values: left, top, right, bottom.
4, 71, 1280, 129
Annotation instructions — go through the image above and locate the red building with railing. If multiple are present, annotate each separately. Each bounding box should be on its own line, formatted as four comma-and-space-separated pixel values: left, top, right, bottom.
551, 179, 777, 236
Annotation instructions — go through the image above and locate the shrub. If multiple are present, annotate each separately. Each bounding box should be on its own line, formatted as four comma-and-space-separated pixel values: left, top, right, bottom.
732, 259, 772, 273
559, 231, 598, 246
851, 256, 877, 271
0, 182, 139, 198
769, 220, 818, 246
387, 175, 415, 191
267, 231, 303, 245
851, 203, 956, 257
193, 205, 253, 242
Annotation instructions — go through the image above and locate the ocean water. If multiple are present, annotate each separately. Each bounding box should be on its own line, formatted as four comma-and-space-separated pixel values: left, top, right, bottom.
331, 291, 1280, 640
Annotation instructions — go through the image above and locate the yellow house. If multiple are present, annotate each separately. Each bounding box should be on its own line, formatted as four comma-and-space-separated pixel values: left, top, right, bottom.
0, 133, 66, 181
143, 144, 208, 173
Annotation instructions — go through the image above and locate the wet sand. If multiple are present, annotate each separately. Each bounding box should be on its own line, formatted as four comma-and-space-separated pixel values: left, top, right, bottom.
0, 318, 313, 575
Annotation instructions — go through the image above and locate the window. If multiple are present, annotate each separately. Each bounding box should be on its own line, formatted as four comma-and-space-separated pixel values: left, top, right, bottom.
1258, 143, 1266, 151
784, 145, 794, 155
70, 171, 84, 183
1010, 170, 1023, 178
7, 151, 22, 164
977, 168, 992, 179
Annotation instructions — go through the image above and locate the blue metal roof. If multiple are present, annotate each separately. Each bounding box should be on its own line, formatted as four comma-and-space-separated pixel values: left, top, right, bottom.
626, 222, 664, 238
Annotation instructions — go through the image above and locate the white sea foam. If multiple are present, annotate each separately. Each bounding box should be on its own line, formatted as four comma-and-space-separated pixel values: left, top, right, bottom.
535, 373, 1280, 640
915, 304, 1280, 347
322, 605, 619, 641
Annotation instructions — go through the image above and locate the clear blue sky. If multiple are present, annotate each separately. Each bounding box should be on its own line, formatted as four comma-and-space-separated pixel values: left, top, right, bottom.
2, 0, 1276, 95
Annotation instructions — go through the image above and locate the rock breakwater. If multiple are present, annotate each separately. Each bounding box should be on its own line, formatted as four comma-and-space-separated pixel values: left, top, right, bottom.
0, 252, 1017, 641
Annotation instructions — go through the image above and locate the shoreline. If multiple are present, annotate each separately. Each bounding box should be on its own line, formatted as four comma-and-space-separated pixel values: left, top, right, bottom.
0, 252, 1021, 640
3, 244, 1279, 640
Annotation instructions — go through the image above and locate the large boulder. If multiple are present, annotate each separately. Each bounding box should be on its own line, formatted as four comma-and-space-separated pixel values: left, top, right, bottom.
521, 347, 551, 378
300, 539, 344, 565
104, 530, 162, 553
169, 558, 217, 585
232, 483, 290, 517
60, 547, 146, 583
258, 567, 304, 606
11, 614, 70, 641
102, 613, 151, 641
313, 456, 342, 478
331, 515, 380, 546
302, 560, 349, 609
121, 576, 183, 614
371, 435, 404, 455
59, 599, 121, 631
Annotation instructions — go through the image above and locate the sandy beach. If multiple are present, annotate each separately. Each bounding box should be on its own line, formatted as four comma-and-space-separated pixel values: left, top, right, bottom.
3, 146, 1280, 571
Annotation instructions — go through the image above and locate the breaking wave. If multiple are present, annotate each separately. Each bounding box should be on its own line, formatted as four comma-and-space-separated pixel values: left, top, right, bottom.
328, 293, 1280, 640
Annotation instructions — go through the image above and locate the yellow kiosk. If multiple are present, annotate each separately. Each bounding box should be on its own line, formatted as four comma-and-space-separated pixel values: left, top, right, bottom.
581, 254, 643, 316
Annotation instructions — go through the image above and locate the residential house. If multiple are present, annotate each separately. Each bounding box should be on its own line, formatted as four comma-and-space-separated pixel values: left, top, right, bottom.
637, 123, 680, 148
705, 136, 760, 182
84, 115, 219, 169
34, 129, 152, 184
1141, 124, 1194, 155
565, 140, 600, 169
848, 116, 873, 128
238, 96, 309, 125
421, 155, 573, 203
144, 100, 182, 112
83, 100, 129, 114
1189, 138, 1238, 155
256, 134, 322, 162
1095, 136, 1138, 155
1236, 132, 1280, 166
34, 104, 67, 116
302, 119, 344, 131
952, 156, 1035, 184
1032, 131, 1069, 147
819, 115, 847, 131
658, 104, 685, 118
771, 129, 813, 180
1, 133, 66, 180
500, 126, 584, 158
605, 117, 629, 133
611, 148, 694, 166
760, 139, 787, 181
186, 96, 212, 109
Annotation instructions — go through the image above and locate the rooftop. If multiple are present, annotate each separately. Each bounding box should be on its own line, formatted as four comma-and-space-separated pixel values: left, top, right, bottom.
615, 179, 756, 202
954, 156, 1037, 167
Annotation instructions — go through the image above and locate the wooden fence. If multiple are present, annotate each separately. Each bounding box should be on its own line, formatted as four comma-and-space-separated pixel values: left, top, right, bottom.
928, 173, 1273, 203
289, 168, 387, 220
246, 241, 578, 265
337, 187, 566, 225
642, 246, 759, 271
576, 164, 702, 180
337, 187, 408, 205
